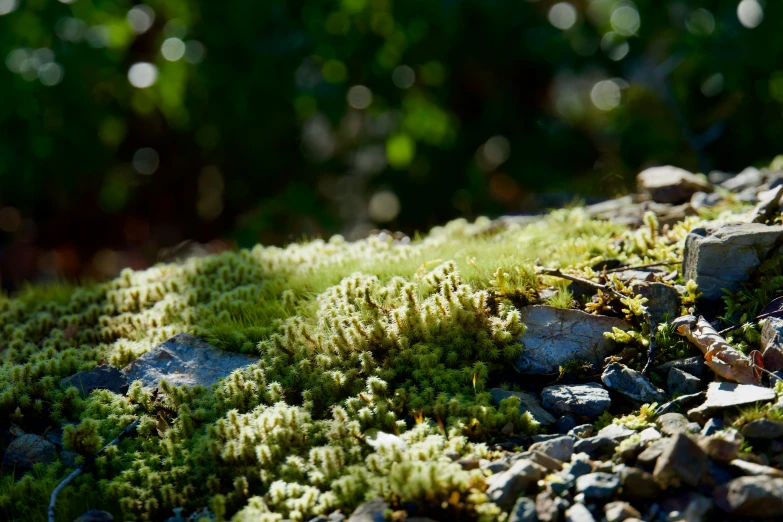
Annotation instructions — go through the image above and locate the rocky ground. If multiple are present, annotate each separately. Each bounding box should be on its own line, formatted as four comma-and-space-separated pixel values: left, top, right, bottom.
6, 162, 783, 521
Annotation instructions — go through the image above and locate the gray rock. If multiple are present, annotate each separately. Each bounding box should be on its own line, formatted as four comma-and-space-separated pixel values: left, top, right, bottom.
633, 282, 680, 323
714, 476, 783, 517
639, 427, 662, 443
573, 435, 619, 458
557, 414, 578, 434
122, 333, 258, 389
760, 317, 783, 371
654, 356, 707, 380
490, 388, 557, 426
730, 459, 783, 478
655, 391, 706, 416
564, 503, 595, 522
656, 412, 689, 436
74, 510, 114, 522
515, 306, 631, 374
509, 497, 537, 522
701, 417, 724, 436
721, 166, 763, 192
691, 191, 722, 209
536, 490, 559, 522
741, 419, 783, 439
567, 454, 594, 479
682, 223, 783, 300
618, 465, 662, 501
667, 368, 703, 396
653, 433, 708, 488
529, 435, 574, 463
542, 383, 611, 419
347, 498, 387, 522
597, 423, 636, 442
659, 493, 712, 522
522, 449, 565, 472
697, 433, 741, 462
604, 501, 641, 522
575, 472, 621, 500
601, 363, 667, 405
750, 185, 783, 223
1, 434, 57, 468
687, 382, 776, 424
637, 165, 713, 203
569, 424, 594, 438
486, 459, 546, 510
60, 365, 129, 396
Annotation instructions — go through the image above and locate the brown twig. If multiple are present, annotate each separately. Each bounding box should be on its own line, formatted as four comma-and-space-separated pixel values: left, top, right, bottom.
603, 260, 682, 274
538, 267, 658, 375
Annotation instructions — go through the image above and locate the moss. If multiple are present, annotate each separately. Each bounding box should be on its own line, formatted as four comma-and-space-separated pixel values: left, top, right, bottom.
0, 206, 745, 521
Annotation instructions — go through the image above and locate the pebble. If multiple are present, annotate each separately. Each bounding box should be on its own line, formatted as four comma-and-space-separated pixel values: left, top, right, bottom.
575, 472, 621, 500
486, 459, 546, 510
687, 382, 776, 423
564, 503, 596, 522
656, 412, 689, 436
653, 433, 708, 488
509, 496, 537, 522
529, 435, 574, 463
541, 383, 612, 419
604, 501, 641, 522
714, 476, 783, 517
601, 363, 667, 405
667, 368, 704, 396
741, 418, 783, 439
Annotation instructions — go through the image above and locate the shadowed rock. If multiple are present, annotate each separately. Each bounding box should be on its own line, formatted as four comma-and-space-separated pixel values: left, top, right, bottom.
1, 434, 56, 468
60, 364, 128, 396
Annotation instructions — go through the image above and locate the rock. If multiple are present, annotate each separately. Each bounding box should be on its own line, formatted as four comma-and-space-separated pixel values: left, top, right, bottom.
687, 382, 776, 424
490, 388, 557, 426
701, 418, 724, 436
568, 454, 594, 478
597, 423, 636, 442
514, 306, 631, 374
654, 356, 707, 380
569, 424, 594, 438
73, 510, 114, 522
522, 450, 564, 472
682, 223, 783, 300
656, 412, 690, 436
541, 383, 611, 419
760, 317, 783, 371
575, 472, 620, 500
347, 498, 388, 522
730, 459, 783, 478
697, 434, 740, 462
536, 490, 559, 522
556, 414, 578, 434
565, 503, 595, 522
509, 497, 537, 522
714, 476, 783, 518
653, 433, 708, 488
573, 423, 634, 458
633, 282, 680, 323
60, 365, 129, 396
486, 459, 546, 510
604, 501, 641, 522
637, 165, 713, 203
639, 427, 662, 443
1, 434, 57, 468
750, 185, 783, 223
659, 493, 712, 522
122, 333, 258, 389
618, 465, 663, 500
636, 438, 672, 466
741, 418, 783, 439
721, 166, 764, 192
529, 436, 574, 463
601, 363, 667, 405
655, 391, 706, 416
667, 368, 704, 397
60, 450, 79, 468
691, 191, 722, 209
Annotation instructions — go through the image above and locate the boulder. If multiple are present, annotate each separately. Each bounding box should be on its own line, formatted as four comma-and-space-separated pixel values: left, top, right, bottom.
687, 382, 776, 424
60, 364, 129, 396
122, 333, 258, 388
667, 368, 703, 396
714, 476, 783, 518
1, 434, 57, 468
514, 306, 630, 374
601, 363, 667, 405
637, 165, 713, 203
541, 383, 611, 419
682, 223, 783, 300
347, 498, 388, 522
489, 388, 557, 426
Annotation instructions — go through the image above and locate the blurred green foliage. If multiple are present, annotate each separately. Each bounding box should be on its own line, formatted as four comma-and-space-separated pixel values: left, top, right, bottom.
1, 0, 783, 251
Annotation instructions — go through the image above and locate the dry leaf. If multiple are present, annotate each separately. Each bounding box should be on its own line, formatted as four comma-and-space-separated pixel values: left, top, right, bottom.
672, 315, 761, 385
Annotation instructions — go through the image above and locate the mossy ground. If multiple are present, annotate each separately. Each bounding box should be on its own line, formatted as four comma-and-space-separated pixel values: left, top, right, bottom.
0, 202, 758, 521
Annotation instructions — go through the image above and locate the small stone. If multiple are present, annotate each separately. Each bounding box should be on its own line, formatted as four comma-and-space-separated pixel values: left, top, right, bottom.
565, 503, 596, 522
529, 435, 574, 463
687, 382, 776, 424
667, 368, 704, 396
655, 391, 706, 417
514, 306, 631, 374
760, 317, 783, 371
536, 490, 559, 522
637, 438, 672, 466
347, 498, 388, 522
742, 418, 783, 439
714, 476, 783, 517
701, 417, 724, 436
122, 333, 258, 389
660, 493, 712, 522
573, 435, 619, 459
653, 433, 708, 488
542, 383, 611, 419
575, 472, 621, 500
656, 412, 689, 436
486, 459, 546, 510
74, 510, 114, 522
458, 458, 482, 471
691, 191, 722, 209
569, 424, 594, 438
523, 450, 565, 472
637, 165, 713, 204
557, 414, 578, 434
60, 365, 129, 396
490, 388, 557, 426
633, 282, 680, 323
730, 459, 783, 478
567, 455, 594, 479
509, 497, 537, 522
638, 427, 662, 443
683, 223, 783, 300
720, 166, 763, 192
604, 501, 641, 522
697, 435, 740, 462
1, 434, 57, 468
601, 363, 667, 405
619, 466, 663, 501
655, 356, 707, 380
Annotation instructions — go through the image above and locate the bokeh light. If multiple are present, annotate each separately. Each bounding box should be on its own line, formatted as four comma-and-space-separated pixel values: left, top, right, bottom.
591, 79, 622, 110
127, 5, 155, 34
368, 190, 400, 222
686, 8, 715, 35
548, 2, 577, 30
132, 148, 160, 174
347, 85, 372, 109
701, 73, 724, 97
0, 0, 18, 16
610, 5, 640, 36
737, 0, 763, 29
392, 65, 415, 89
161, 38, 186, 61
127, 62, 158, 88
